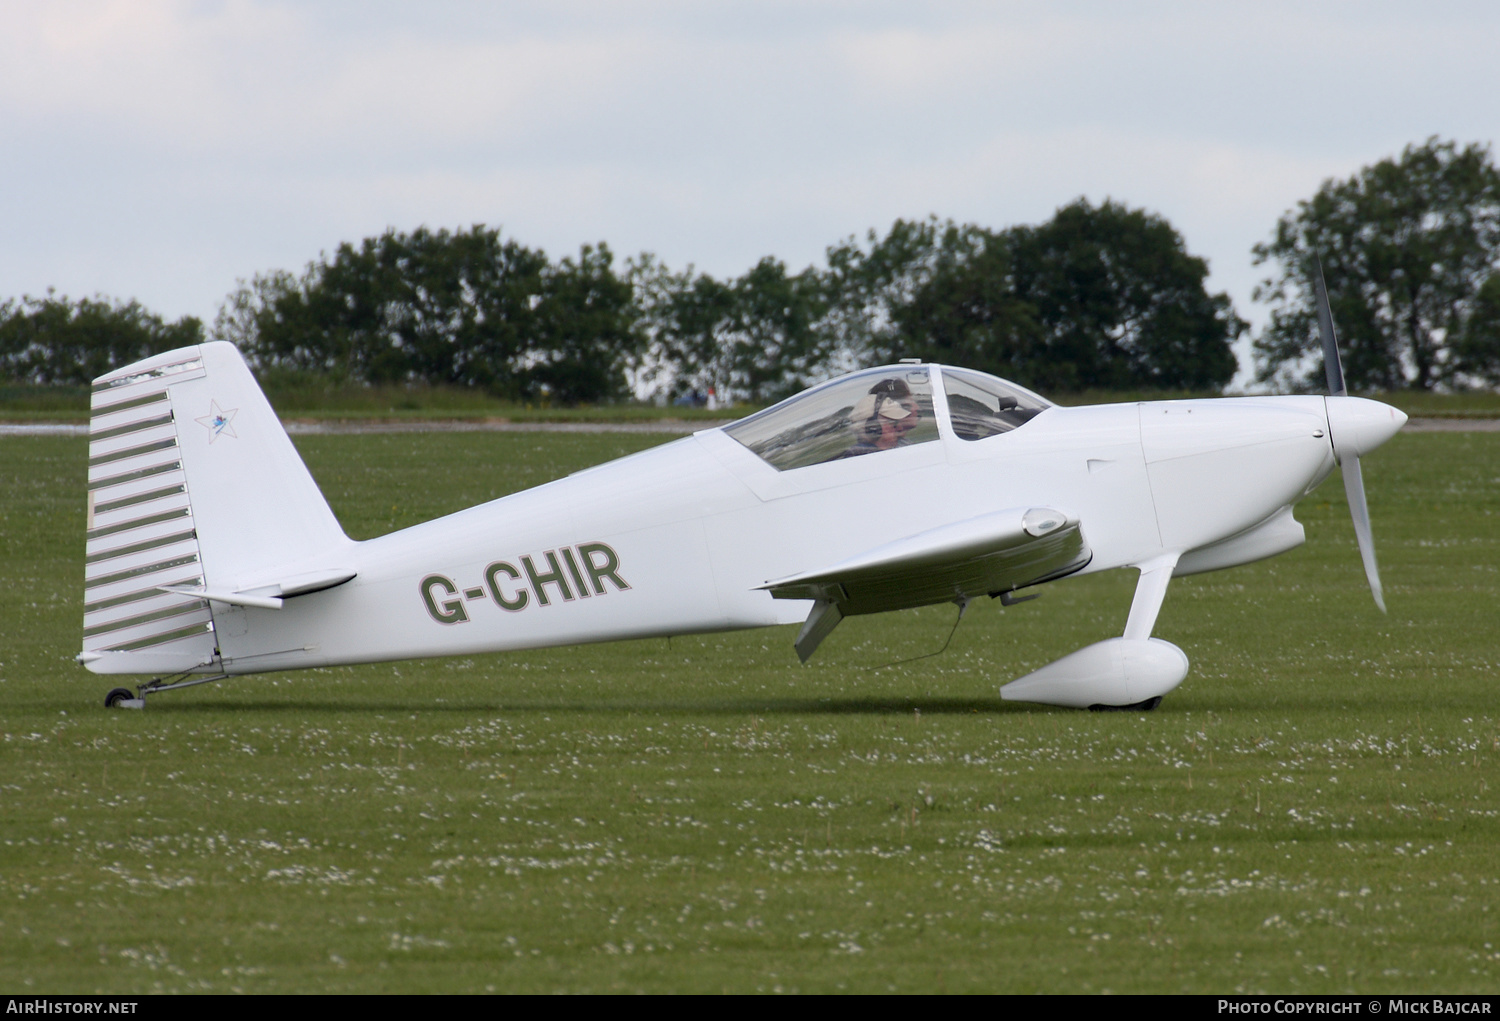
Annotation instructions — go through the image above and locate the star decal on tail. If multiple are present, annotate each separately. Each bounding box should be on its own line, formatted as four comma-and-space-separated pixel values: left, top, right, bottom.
196, 400, 239, 443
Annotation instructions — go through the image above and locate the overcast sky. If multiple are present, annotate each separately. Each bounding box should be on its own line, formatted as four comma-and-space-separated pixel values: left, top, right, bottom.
4, 1, 1498, 381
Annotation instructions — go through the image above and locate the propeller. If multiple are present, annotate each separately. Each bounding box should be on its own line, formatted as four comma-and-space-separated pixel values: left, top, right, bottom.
1313, 258, 1386, 612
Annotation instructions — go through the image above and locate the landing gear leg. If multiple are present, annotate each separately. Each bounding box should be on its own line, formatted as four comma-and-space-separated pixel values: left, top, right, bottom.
1090, 555, 1180, 711
102, 671, 231, 709
999, 555, 1188, 709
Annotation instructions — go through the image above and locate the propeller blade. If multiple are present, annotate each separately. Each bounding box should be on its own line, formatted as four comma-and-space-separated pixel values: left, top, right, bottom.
1340, 453, 1386, 613
1317, 259, 1390, 612
1313, 258, 1347, 397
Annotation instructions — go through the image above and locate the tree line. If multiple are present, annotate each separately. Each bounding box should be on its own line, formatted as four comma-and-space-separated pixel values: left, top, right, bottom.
4, 137, 1498, 403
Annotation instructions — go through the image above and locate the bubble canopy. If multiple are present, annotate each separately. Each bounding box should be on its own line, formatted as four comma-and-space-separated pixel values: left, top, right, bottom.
724, 365, 1053, 471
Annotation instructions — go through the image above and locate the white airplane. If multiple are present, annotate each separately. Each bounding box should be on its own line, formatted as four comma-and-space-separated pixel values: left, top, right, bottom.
79, 279, 1405, 710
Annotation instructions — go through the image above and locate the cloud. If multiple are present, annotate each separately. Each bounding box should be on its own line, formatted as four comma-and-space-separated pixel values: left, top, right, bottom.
0, 0, 1497, 342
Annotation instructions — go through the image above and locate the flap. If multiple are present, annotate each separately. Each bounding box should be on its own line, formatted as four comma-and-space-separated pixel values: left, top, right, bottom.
760, 507, 1089, 617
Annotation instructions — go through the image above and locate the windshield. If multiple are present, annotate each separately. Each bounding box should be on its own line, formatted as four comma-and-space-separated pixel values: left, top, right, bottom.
942, 367, 1052, 440
724, 366, 939, 471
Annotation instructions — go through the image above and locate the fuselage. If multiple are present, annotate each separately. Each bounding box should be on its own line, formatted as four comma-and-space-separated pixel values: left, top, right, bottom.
212, 373, 1391, 675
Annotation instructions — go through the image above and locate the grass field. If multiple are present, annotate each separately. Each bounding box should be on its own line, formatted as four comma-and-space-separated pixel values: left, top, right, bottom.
1, 428, 1497, 993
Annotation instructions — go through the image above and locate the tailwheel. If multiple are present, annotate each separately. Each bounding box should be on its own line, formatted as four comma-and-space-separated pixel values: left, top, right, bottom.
104, 687, 141, 709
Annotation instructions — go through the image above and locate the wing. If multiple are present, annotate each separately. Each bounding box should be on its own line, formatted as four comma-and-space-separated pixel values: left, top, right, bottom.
759, 506, 1091, 661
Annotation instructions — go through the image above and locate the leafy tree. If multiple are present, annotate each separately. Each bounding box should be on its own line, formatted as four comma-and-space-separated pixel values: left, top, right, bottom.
521, 243, 637, 404
1007, 199, 1242, 391
1451, 272, 1500, 385
219, 227, 637, 403
880, 224, 1045, 380
628, 256, 734, 401
212, 269, 319, 372
1253, 138, 1500, 391
823, 204, 1241, 391
822, 217, 956, 368
631, 256, 827, 404
0, 292, 203, 386
728, 258, 829, 401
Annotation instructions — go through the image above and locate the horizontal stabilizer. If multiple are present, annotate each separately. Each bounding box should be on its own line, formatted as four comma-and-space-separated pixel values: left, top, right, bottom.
158, 568, 357, 610
158, 585, 284, 610
268, 569, 358, 597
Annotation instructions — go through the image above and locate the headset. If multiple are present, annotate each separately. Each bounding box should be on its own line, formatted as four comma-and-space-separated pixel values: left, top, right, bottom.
862, 377, 915, 439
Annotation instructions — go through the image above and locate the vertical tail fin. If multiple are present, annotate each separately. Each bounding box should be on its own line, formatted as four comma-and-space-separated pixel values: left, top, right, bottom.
79, 342, 350, 675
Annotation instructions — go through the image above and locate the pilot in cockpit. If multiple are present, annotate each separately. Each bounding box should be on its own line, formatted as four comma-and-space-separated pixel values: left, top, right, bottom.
835, 377, 922, 459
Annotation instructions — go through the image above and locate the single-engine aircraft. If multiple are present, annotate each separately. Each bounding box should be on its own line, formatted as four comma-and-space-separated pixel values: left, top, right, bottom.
80, 273, 1405, 710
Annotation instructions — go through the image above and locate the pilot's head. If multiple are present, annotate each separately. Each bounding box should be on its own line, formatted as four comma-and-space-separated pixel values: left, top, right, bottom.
856, 377, 920, 449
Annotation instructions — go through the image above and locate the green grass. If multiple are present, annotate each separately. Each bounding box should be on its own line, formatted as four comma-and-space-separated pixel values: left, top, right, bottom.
0, 385, 94, 419
1, 430, 1498, 993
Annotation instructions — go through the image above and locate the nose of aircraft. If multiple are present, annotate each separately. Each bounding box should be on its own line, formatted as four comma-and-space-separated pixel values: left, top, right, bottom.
1324, 396, 1408, 462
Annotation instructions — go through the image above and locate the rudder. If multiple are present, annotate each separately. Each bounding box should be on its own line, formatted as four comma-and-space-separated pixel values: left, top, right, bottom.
79, 343, 350, 675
